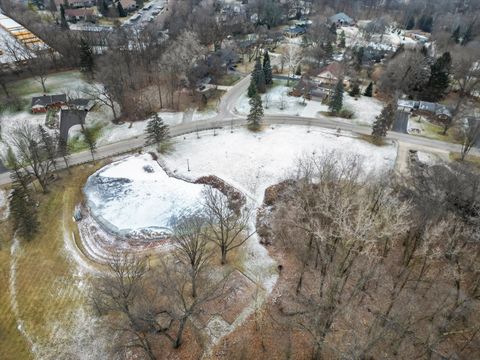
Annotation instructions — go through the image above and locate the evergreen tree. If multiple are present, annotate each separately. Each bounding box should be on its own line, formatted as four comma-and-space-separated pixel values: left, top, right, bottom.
406, 16, 415, 30
263, 50, 273, 85
38, 125, 57, 171
79, 38, 94, 75
339, 30, 346, 48
247, 79, 257, 98
356, 46, 364, 68
101, 0, 109, 16
9, 185, 38, 241
144, 114, 169, 149
417, 14, 433, 33
60, 5, 69, 30
461, 22, 474, 45
247, 93, 263, 131
329, 22, 337, 37
295, 64, 302, 76
422, 52, 451, 102
117, 1, 127, 17
6, 147, 30, 193
252, 58, 266, 93
82, 126, 97, 163
324, 42, 333, 60
372, 103, 396, 139
364, 82, 373, 97
329, 79, 344, 114
349, 82, 360, 97
452, 26, 461, 43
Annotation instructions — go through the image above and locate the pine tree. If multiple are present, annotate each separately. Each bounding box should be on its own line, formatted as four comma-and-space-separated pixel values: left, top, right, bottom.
406, 16, 415, 30
263, 50, 273, 85
422, 52, 451, 102
252, 58, 266, 93
372, 103, 396, 139
364, 82, 373, 97
324, 42, 333, 60
247, 80, 257, 98
295, 64, 302, 76
349, 82, 360, 97
339, 30, 346, 48
247, 93, 263, 131
117, 1, 127, 17
461, 22, 474, 45
6, 147, 30, 193
452, 26, 461, 43
60, 5, 69, 30
356, 46, 364, 68
145, 114, 169, 149
9, 185, 38, 241
82, 126, 97, 163
79, 38, 94, 75
329, 79, 344, 114
417, 15, 433, 33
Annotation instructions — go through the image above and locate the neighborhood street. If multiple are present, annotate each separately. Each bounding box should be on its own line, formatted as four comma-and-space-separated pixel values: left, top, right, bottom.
0, 74, 475, 186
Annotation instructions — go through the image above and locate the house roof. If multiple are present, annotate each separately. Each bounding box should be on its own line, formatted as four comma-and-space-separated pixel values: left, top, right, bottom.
64, 7, 96, 17
120, 0, 136, 9
31, 94, 67, 107
397, 100, 452, 118
69, 98, 95, 110
317, 62, 343, 78
54, 0, 93, 7
329, 12, 353, 24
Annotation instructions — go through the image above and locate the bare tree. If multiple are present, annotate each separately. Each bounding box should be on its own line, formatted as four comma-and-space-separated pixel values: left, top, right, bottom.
7, 123, 56, 192
82, 84, 119, 122
202, 187, 255, 265
461, 117, 480, 161
281, 44, 302, 85
170, 210, 212, 298
91, 253, 159, 360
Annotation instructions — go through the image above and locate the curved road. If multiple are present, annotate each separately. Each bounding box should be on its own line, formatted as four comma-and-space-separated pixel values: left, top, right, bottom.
0, 76, 476, 186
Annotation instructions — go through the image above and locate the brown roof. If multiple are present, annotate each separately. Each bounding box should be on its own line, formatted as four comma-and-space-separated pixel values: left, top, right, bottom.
317, 62, 343, 77
120, 0, 136, 9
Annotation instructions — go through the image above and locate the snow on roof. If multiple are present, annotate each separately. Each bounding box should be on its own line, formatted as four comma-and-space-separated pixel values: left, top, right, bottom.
330, 12, 353, 24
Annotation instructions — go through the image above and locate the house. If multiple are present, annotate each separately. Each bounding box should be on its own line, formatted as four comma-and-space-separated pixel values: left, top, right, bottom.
54, 0, 95, 9
31, 94, 67, 113
284, 26, 306, 38
397, 99, 452, 122
313, 62, 344, 87
329, 12, 354, 26
119, 0, 137, 12
64, 7, 97, 22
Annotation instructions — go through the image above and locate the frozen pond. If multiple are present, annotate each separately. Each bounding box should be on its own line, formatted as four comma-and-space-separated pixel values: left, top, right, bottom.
84, 154, 208, 238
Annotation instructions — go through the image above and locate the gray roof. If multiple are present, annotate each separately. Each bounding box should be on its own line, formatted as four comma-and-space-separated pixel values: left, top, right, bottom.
31, 94, 67, 107
397, 99, 452, 118
329, 12, 353, 24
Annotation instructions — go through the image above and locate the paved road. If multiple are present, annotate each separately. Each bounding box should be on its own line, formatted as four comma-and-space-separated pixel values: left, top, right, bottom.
392, 110, 409, 134
0, 75, 476, 186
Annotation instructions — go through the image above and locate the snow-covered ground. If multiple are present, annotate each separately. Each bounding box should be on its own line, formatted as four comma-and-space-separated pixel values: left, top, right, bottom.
0, 188, 9, 220
83, 154, 212, 237
340, 25, 419, 50
163, 126, 397, 203
235, 83, 383, 126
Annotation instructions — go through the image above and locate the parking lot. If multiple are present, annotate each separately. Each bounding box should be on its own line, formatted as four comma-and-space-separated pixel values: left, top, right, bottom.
123, 0, 169, 30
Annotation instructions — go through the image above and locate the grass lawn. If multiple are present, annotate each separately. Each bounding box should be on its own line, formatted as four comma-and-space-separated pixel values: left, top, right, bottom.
216, 74, 241, 86
450, 152, 480, 170
409, 116, 463, 144
6, 71, 89, 105
0, 163, 105, 359
68, 122, 105, 153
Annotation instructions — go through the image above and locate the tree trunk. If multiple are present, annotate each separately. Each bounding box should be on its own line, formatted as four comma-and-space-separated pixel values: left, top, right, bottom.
221, 246, 227, 265
174, 317, 187, 348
